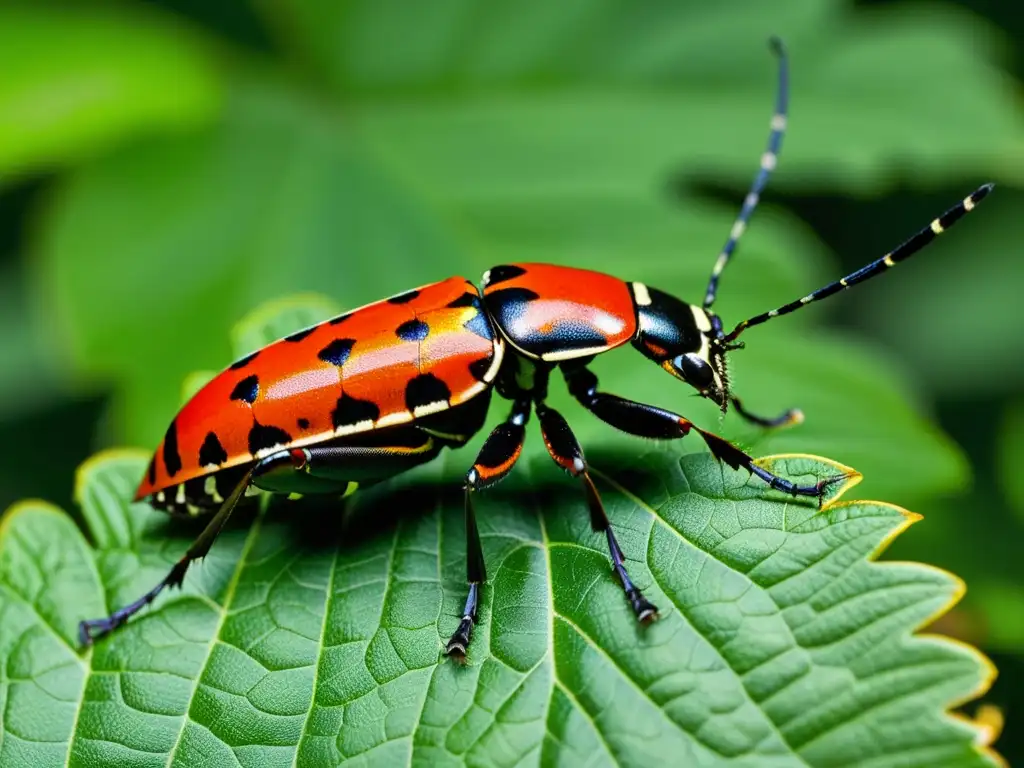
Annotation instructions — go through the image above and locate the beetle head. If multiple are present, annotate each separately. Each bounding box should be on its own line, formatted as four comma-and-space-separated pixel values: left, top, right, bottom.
630, 283, 732, 409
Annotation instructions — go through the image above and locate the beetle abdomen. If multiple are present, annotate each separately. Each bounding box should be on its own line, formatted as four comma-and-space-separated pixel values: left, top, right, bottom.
138, 277, 504, 504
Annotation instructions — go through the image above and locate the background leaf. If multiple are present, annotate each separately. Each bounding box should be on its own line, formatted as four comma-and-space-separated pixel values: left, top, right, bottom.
998, 402, 1024, 522
858, 191, 1024, 397
0, 6, 221, 180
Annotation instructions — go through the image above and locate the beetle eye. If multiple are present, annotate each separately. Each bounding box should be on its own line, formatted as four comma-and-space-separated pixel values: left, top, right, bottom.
675, 354, 714, 389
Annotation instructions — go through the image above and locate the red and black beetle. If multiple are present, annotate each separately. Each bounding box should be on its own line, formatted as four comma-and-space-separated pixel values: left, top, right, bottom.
79, 40, 993, 657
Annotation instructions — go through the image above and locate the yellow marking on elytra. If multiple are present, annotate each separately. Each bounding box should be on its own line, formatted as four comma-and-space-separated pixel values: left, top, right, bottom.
730, 220, 746, 240
799, 295, 812, 304
884, 254, 895, 267
768, 309, 779, 317
930, 219, 945, 234
375, 411, 409, 429
452, 380, 487, 407
839, 278, 848, 287
335, 418, 379, 436
760, 151, 777, 171
255, 443, 290, 460
744, 192, 759, 209
413, 400, 449, 418
770, 114, 787, 131
963, 195, 976, 211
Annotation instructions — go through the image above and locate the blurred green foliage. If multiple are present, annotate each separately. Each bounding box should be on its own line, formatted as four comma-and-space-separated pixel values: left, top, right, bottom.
0, 0, 1022, 764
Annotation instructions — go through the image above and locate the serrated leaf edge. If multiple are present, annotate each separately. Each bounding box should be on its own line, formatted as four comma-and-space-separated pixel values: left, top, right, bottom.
758, 454, 1002, 764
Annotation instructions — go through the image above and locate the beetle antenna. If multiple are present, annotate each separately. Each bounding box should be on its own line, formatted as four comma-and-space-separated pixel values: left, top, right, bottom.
703, 36, 789, 310
723, 183, 995, 343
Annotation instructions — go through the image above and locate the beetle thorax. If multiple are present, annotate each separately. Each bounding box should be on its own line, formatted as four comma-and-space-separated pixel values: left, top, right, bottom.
481, 264, 639, 363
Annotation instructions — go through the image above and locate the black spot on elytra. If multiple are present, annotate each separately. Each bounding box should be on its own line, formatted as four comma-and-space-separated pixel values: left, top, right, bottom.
405, 373, 452, 412
328, 312, 352, 326
396, 319, 430, 342
463, 311, 493, 341
332, 394, 380, 429
318, 338, 355, 367
297, 417, 310, 430
285, 326, 316, 342
486, 286, 540, 304
485, 265, 526, 286
230, 350, 260, 370
388, 289, 419, 305
469, 357, 494, 382
146, 457, 157, 486
199, 431, 228, 467
163, 420, 182, 478
447, 292, 479, 309
231, 375, 259, 404
248, 423, 293, 455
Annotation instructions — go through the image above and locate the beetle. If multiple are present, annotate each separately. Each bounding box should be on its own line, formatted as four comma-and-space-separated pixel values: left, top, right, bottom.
79, 40, 993, 657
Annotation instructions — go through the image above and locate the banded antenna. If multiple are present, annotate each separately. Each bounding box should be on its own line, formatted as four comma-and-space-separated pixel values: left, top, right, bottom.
724, 183, 995, 344
703, 36, 789, 310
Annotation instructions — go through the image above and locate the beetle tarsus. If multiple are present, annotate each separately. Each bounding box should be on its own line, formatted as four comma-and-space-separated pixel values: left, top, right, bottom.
730, 394, 803, 429
445, 616, 474, 661
631, 595, 660, 624
446, 582, 481, 661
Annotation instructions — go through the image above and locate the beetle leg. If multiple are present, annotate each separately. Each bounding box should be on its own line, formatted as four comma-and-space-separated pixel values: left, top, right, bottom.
446, 399, 531, 660
564, 366, 847, 502
536, 402, 659, 624
729, 394, 803, 429
77, 451, 305, 647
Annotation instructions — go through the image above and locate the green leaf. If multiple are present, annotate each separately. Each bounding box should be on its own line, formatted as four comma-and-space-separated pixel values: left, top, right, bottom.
0, 6, 221, 180
0, 447, 1000, 765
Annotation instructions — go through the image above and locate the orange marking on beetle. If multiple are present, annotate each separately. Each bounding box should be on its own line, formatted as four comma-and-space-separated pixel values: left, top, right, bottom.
474, 443, 522, 482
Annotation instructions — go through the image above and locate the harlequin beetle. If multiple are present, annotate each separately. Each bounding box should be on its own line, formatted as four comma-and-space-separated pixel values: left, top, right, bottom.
79, 40, 993, 658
